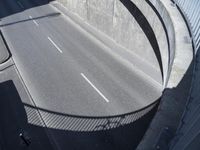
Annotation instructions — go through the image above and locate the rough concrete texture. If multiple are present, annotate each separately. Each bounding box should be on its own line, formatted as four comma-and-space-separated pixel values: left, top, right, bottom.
51, 1, 163, 85
131, 0, 169, 85
148, 0, 193, 88
136, 0, 193, 149
160, 0, 193, 88
56, 0, 162, 73
147, 0, 175, 86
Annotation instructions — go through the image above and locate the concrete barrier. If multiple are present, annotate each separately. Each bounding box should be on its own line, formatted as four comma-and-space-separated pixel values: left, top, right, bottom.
55, 0, 192, 87
53, 0, 194, 149
56, 0, 166, 84
0, 31, 9, 64
130, 0, 169, 85
136, 0, 193, 149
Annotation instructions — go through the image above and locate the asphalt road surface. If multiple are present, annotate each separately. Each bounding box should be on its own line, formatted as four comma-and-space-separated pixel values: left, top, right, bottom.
0, 0, 162, 117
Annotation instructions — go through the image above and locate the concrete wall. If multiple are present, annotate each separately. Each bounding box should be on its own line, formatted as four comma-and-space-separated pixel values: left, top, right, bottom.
56, 0, 167, 82
130, 0, 169, 85
136, 0, 193, 149
54, 0, 196, 149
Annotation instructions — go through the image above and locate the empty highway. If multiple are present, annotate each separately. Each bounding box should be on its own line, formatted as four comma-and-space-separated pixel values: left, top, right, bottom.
0, 0, 162, 117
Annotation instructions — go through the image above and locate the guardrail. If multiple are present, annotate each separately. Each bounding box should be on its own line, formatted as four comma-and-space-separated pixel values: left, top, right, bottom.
173, 0, 200, 53
24, 99, 160, 132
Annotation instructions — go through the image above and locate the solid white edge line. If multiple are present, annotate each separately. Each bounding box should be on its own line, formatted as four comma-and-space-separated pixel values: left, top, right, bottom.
81, 73, 109, 103
29, 16, 39, 26
17, 1, 24, 9
33, 20, 39, 26
47, 36, 63, 53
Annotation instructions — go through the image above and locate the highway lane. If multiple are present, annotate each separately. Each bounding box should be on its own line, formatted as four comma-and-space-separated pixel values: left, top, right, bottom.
0, 0, 162, 117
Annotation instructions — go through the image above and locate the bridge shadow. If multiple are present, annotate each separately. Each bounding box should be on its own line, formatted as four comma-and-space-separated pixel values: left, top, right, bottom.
144, 53, 196, 149
0, 12, 61, 27
0, 0, 54, 19
0, 0, 165, 149
0, 80, 159, 150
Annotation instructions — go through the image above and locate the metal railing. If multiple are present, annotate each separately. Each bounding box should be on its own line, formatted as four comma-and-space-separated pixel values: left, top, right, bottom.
173, 0, 200, 53
24, 100, 159, 132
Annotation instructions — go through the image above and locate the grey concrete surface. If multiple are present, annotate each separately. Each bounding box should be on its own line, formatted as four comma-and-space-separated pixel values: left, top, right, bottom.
56, 0, 163, 72
0, 0, 164, 149
136, 0, 194, 149
130, 0, 169, 86
0, 0, 195, 149
0, 0, 162, 117
0, 31, 9, 64
51, 1, 162, 90
0, 63, 157, 150
0, 58, 14, 71
152, 0, 193, 89
56, 0, 192, 88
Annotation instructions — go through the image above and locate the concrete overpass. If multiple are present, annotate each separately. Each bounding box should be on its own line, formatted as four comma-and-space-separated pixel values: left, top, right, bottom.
0, 0, 198, 149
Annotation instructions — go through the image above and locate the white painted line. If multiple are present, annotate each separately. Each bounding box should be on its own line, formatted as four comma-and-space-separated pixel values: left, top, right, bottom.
17, 1, 24, 9
33, 20, 39, 26
29, 16, 39, 26
47, 37, 63, 53
81, 73, 109, 103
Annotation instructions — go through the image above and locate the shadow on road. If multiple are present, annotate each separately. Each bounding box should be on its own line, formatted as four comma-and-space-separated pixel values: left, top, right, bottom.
0, 0, 54, 19
0, 80, 54, 150
139, 54, 195, 149
0, 12, 61, 27
0, 80, 159, 150
0, 0, 163, 149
